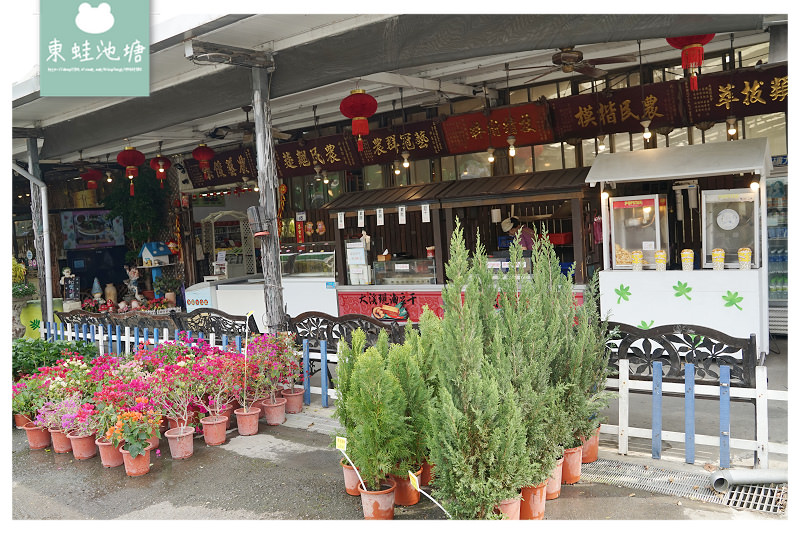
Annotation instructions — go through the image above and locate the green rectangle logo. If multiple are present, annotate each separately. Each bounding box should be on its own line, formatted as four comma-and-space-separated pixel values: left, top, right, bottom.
40, 1, 150, 97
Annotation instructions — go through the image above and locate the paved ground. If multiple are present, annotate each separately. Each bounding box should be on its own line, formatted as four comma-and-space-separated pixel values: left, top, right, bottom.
11, 337, 788, 521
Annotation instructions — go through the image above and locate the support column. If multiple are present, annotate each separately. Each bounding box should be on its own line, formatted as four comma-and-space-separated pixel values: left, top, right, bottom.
25, 139, 54, 325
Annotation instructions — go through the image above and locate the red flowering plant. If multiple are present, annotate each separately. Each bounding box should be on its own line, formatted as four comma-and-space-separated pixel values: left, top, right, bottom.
193, 347, 242, 417
245, 333, 297, 405
149, 355, 206, 430
12, 377, 48, 420
277, 332, 303, 393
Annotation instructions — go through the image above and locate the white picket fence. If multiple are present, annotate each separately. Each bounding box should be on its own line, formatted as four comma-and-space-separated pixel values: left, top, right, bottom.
602, 359, 788, 469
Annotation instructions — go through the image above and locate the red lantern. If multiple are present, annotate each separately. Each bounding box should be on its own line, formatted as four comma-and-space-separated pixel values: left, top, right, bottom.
192, 143, 215, 179
339, 89, 378, 151
149, 155, 172, 188
79, 168, 102, 190
666, 34, 715, 91
117, 146, 145, 196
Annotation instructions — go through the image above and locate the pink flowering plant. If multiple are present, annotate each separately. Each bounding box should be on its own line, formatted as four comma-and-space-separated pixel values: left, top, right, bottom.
12, 377, 48, 418
246, 333, 297, 404
193, 349, 241, 417
35, 393, 84, 431
278, 332, 302, 393
149, 354, 206, 429
61, 401, 98, 437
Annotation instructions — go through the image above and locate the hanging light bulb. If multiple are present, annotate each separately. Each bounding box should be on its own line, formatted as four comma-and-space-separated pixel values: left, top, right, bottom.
322, 170, 329, 185
641, 120, 652, 140
314, 164, 322, 182
401, 150, 410, 168
597, 135, 606, 152
106, 171, 113, 183
254, 185, 260, 192
394, 160, 401, 175
487, 147, 495, 163
727, 117, 738, 136
506, 135, 516, 157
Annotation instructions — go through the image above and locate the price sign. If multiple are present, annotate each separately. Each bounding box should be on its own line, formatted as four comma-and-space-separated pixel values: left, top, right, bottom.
337, 212, 345, 230
336, 436, 347, 452
409, 471, 420, 492
398, 205, 407, 225
376, 208, 385, 226
421, 204, 430, 223
358, 209, 365, 228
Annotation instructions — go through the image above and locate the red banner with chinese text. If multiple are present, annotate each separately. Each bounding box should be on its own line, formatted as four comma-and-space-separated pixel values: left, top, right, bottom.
274, 134, 360, 179
337, 290, 444, 322
441, 102, 553, 154
357, 120, 446, 166
684, 64, 787, 124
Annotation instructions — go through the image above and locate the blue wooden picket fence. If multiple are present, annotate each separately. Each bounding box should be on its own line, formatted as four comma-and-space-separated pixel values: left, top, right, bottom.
40, 322, 337, 408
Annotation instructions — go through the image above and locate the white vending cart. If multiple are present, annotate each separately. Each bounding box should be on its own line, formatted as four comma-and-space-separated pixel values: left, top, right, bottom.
586, 138, 772, 356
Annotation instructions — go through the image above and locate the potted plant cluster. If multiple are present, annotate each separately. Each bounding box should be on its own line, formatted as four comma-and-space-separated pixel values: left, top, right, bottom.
333, 219, 613, 521
153, 275, 182, 306
12, 332, 295, 477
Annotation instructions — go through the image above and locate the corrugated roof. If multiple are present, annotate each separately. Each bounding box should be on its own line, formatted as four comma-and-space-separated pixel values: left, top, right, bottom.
321, 167, 590, 212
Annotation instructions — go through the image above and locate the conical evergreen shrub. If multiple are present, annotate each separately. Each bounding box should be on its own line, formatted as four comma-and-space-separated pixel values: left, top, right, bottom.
332, 327, 367, 437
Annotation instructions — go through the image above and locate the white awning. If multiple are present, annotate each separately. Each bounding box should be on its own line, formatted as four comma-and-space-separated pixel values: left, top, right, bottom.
585, 137, 772, 185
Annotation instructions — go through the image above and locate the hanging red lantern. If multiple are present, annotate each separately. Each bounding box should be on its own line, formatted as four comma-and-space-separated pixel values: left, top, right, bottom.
666, 34, 715, 91
192, 143, 215, 179
339, 89, 378, 152
79, 168, 102, 190
149, 155, 172, 188
117, 145, 145, 196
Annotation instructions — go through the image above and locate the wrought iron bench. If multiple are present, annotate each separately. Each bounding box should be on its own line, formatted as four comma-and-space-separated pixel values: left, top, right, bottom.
283, 311, 405, 389
53, 307, 259, 340
606, 322, 762, 390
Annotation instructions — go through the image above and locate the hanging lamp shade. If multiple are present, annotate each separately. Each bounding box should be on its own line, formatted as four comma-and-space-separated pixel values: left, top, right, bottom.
149, 155, 172, 188
116, 146, 145, 196
192, 143, 215, 178
339, 89, 378, 152
666, 34, 715, 91
79, 168, 103, 190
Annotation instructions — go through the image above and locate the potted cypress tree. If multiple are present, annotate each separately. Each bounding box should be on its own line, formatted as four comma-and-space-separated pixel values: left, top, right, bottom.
425, 220, 528, 519
386, 341, 432, 506
346, 346, 408, 520
333, 327, 368, 495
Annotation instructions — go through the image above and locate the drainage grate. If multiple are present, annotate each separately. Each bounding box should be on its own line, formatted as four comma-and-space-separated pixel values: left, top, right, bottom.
581, 459, 787, 514
725, 483, 788, 514
581, 458, 724, 505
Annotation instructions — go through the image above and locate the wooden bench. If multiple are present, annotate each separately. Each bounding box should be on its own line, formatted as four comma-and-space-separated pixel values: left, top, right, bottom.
53, 307, 259, 340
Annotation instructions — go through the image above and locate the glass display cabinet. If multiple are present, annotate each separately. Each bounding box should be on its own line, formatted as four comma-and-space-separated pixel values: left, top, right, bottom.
609, 194, 669, 269
373, 259, 436, 285
701, 188, 760, 268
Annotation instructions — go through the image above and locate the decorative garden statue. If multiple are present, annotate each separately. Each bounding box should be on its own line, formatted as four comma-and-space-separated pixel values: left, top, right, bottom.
123, 265, 144, 302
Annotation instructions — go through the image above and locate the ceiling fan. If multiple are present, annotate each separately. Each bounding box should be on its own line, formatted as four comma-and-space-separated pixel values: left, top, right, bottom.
508, 46, 636, 83
207, 105, 291, 142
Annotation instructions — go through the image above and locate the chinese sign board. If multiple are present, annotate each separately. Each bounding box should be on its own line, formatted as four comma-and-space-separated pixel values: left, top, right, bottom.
337, 290, 444, 322
40, 0, 150, 96
185, 147, 258, 188
357, 120, 447, 165
441, 102, 553, 154
684, 64, 788, 124
274, 134, 360, 179
550, 81, 683, 139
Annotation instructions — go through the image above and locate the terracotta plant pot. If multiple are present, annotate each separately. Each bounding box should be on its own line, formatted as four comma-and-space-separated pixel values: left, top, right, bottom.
358, 477, 396, 520
281, 387, 304, 414
165, 426, 195, 460
390, 465, 423, 506
158, 416, 168, 434
67, 432, 97, 460
520, 481, 547, 520
341, 457, 361, 496
23, 422, 51, 450
95, 437, 124, 468
580, 426, 601, 463
147, 435, 160, 451
234, 407, 260, 436
545, 457, 564, 500
200, 415, 228, 446
164, 291, 176, 306
167, 416, 188, 430
246, 397, 266, 419
420, 460, 434, 486
562, 446, 583, 485
261, 397, 287, 425
120, 445, 153, 477
49, 428, 72, 454
219, 405, 235, 429
14, 413, 32, 429
494, 496, 521, 520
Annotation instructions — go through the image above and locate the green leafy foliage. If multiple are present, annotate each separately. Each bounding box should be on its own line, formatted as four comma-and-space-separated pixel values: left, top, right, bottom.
103, 166, 167, 265
345, 347, 408, 490
12, 338, 99, 379
13, 282, 38, 299
153, 275, 182, 294
426, 219, 528, 519
332, 328, 366, 437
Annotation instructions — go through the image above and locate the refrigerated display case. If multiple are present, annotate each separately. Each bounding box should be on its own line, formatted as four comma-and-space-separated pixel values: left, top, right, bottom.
701, 189, 760, 269
373, 259, 437, 285
609, 194, 669, 269
766, 170, 788, 334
